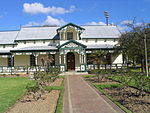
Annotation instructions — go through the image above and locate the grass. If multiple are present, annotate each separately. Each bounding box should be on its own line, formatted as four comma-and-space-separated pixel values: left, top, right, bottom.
44, 86, 64, 91
108, 75, 150, 92
82, 75, 96, 78
94, 84, 132, 113
0, 77, 34, 113
55, 78, 64, 113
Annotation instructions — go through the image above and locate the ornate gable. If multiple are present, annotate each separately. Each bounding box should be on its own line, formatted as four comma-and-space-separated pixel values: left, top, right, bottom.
59, 40, 86, 49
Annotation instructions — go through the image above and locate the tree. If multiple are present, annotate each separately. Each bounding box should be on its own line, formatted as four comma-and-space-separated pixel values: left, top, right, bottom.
89, 50, 106, 69
119, 22, 150, 72
40, 55, 54, 72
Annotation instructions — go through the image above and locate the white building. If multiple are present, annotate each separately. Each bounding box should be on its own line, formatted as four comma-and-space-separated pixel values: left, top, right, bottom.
0, 23, 123, 73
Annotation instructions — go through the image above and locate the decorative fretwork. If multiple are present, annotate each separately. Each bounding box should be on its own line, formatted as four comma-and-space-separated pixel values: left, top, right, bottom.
65, 42, 78, 48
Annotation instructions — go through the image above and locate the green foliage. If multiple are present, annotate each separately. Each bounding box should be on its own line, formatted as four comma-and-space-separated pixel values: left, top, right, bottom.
82, 75, 96, 78
26, 71, 59, 100
44, 86, 64, 91
47, 67, 60, 76
88, 50, 106, 68
89, 69, 113, 82
119, 23, 150, 71
26, 82, 41, 93
94, 84, 120, 89
108, 73, 150, 92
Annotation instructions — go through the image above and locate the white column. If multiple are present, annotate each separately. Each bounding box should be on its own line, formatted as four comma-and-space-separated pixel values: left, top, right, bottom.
79, 54, 81, 64
59, 55, 61, 64
64, 54, 66, 64
81, 54, 83, 64
35, 54, 38, 66
84, 55, 86, 64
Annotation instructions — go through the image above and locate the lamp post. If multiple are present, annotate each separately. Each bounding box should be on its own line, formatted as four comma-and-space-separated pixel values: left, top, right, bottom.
144, 34, 149, 76
104, 11, 109, 26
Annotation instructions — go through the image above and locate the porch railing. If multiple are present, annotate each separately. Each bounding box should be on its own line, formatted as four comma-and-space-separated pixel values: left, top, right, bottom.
86, 63, 127, 70
0, 64, 149, 74
0, 65, 60, 74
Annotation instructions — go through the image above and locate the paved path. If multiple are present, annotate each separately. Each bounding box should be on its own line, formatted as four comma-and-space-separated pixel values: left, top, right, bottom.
63, 75, 124, 113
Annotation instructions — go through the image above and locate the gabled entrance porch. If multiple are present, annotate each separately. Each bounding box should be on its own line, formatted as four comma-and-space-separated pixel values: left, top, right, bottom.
59, 40, 87, 72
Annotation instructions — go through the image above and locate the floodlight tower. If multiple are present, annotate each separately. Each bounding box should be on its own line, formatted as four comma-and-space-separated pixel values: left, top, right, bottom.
104, 11, 109, 26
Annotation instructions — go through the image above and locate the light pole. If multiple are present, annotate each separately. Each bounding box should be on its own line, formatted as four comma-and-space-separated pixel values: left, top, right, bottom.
144, 34, 149, 76
104, 11, 109, 26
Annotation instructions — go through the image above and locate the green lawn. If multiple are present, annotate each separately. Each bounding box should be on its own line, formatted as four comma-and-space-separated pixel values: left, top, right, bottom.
0, 77, 34, 113
108, 75, 150, 92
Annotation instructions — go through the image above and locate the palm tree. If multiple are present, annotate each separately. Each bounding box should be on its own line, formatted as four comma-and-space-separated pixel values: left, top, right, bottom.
89, 50, 106, 69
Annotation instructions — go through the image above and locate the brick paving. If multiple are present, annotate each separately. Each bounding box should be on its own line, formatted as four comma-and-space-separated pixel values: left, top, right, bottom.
63, 75, 125, 113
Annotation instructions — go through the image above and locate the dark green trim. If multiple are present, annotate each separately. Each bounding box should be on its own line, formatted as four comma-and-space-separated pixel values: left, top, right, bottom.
0, 43, 17, 45
86, 48, 114, 50
15, 39, 59, 42
82, 38, 119, 39
10, 49, 58, 53
0, 53, 11, 55
58, 40, 87, 49
57, 23, 85, 31
59, 47, 84, 50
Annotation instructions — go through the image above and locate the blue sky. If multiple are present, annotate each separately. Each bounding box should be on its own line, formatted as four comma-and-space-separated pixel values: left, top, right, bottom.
0, 0, 149, 31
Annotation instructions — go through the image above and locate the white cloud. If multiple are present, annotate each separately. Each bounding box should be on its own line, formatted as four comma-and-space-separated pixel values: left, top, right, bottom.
23, 3, 75, 15
24, 16, 66, 26
43, 16, 66, 25
86, 21, 106, 25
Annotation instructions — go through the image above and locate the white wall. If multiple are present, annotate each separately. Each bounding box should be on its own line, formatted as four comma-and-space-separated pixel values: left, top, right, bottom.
74, 52, 80, 71
112, 53, 123, 64
82, 39, 118, 45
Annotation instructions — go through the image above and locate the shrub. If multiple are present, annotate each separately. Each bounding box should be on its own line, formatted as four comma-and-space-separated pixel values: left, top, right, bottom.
90, 69, 113, 82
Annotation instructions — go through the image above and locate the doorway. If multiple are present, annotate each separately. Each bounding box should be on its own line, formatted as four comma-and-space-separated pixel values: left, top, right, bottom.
67, 52, 75, 71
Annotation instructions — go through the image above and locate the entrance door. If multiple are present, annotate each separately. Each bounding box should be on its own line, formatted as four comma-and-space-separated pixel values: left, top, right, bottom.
67, 52, 75, 71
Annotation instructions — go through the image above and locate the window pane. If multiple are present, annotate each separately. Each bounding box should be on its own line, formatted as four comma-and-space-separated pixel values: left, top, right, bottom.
67, 32, 73, 40
30, 55, 35, 66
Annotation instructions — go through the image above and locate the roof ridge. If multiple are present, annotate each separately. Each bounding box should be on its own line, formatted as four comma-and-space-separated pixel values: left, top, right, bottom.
81, 25, 116, 27
21, 26, 60, 28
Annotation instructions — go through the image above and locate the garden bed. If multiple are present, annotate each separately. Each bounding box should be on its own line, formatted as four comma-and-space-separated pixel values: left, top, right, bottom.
6, 90, 60, 113
83, 75, 119, 85
95, 84, 150, 113
4, 76, 64, 113
83, 75, 150, 113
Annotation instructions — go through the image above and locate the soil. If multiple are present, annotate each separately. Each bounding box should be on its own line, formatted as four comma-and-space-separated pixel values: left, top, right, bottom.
5, 77, 63, 113
48, 78, 63, 86
0, 74, 28, 77
84, 76, 150, 113
6, 90, 60, 113
85, 76, 119, 85
104, 87, 150, 113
